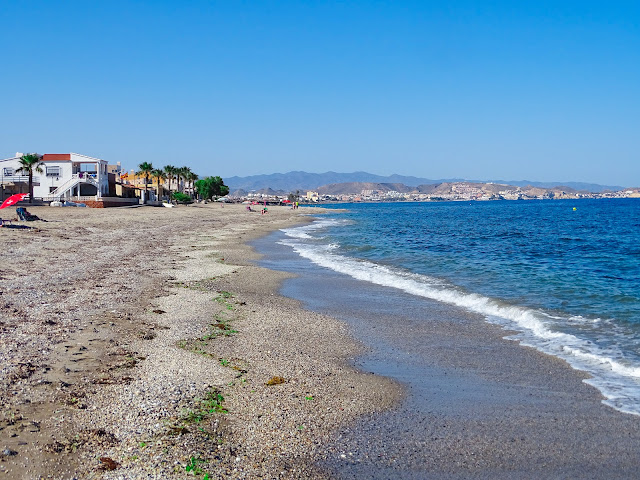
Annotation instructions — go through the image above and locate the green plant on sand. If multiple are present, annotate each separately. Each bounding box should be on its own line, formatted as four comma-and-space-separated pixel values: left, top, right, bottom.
185, 455, 206, 475
180, 388, 228, 425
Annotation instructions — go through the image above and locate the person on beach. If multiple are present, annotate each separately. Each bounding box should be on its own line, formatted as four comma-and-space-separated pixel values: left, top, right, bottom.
16, 207, 44, 221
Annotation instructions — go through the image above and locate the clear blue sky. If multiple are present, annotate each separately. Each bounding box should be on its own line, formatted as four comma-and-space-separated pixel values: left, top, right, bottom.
1, 1, 638, 186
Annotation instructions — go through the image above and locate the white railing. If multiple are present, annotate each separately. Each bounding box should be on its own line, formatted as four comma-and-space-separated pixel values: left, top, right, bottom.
41, 195, 98, 202
50, 173, 101, 197
71, 173, 99, 184
50, 177, 78, 197
90, 196, 139, 203
0, 175, 30, 183
41, 196, 140, 203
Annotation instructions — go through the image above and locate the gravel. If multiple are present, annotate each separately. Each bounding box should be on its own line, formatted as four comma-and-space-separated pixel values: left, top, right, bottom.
0, 203, 401, 479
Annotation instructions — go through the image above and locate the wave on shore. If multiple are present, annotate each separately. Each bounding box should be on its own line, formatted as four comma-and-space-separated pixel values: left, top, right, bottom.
280, 218, 640, 416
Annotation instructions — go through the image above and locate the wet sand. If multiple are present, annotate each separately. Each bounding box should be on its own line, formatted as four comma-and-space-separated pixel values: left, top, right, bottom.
255, 229, 640, 479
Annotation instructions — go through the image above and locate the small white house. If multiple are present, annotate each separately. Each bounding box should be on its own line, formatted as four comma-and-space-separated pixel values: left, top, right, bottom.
0, 152, 109, 200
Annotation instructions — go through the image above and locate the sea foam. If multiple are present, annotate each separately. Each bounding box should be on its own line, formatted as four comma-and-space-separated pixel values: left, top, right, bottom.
280, 220, 640, 416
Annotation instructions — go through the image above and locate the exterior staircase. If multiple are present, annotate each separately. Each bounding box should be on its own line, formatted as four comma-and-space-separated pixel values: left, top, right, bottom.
50, 174, 100, 198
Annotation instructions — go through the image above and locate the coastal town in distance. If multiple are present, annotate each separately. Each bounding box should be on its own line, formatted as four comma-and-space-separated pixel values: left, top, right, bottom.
240, 180, 640, 204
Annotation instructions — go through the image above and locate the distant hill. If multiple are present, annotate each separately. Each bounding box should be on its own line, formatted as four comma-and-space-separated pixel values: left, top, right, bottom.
225, 171, 448, 192
225, 171, 621, 194
413, 182, 507, 195
485, 180, 622, 193
317, 182, 414, 195
312, 181, 589, 198
229, 187, 286, 197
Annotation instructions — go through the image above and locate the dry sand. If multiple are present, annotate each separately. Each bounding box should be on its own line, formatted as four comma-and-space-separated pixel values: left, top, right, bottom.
0, 204, 401, 479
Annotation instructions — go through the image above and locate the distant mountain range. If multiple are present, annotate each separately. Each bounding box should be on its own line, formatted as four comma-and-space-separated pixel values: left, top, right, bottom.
225, 171, 623, 194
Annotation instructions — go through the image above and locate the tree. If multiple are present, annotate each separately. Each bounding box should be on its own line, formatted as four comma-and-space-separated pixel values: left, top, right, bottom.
151, 169, 165, 201
177, 166, 191, 193
164, 165, 176, 200
175, 167, 182, 193
16, 153, 44, 204
288, 189, 301, 203
194, 176, 229, 200
171, 191, 193, 203
137, 162, 154, 202
186, 171, 199, 198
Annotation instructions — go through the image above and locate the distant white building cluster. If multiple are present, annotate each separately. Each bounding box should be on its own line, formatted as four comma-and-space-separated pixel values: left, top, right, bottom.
304, 182, 640, 203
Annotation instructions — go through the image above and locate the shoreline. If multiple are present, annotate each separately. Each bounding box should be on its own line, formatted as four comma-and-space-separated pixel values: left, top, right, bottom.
299, 199, 640, 417
255, 221, 640, 478
0, 204, 401, 479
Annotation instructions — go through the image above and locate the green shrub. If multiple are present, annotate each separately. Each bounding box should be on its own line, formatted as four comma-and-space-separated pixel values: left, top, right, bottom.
172, 192, 193, 203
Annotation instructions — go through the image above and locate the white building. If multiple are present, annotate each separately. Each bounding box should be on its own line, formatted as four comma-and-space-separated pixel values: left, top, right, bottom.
0, 152, 109, 200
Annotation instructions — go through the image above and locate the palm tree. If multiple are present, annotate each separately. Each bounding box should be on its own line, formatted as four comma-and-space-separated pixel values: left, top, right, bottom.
187, 171, 199, 198
164, 165, 176, 201
174, 167, 181, 193
179, 167, 192, 194
175, 166, 188, 193
151, 169, 166, 202
16, 153, 44, 204
137, 162, 154, 202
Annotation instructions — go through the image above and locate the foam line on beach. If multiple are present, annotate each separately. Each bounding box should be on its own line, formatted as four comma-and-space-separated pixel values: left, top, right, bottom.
280, 220, 640, 416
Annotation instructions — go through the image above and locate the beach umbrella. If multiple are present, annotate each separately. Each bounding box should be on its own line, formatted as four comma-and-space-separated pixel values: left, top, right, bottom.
0, 193, 29, 209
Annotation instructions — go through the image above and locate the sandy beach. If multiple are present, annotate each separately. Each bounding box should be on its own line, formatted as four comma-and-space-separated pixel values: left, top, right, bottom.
0, 204, 400, 479
2, 202, 640, 479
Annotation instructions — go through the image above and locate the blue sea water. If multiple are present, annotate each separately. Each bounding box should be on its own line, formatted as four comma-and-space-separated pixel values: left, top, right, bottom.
280, 199, 640, 415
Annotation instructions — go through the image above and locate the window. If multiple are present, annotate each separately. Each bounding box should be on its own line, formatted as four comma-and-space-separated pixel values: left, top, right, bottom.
80, 163, 97, 174
46, 166, 61, 177
49, 187, 57, 193
3, 168, 14, 176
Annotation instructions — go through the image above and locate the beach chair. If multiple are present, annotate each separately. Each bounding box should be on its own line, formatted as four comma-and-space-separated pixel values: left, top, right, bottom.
16, 207, 26, 221
16, 207, 41, 221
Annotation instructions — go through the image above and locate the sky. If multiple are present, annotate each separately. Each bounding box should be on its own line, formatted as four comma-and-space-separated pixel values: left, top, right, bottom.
1, 1, 638, 186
